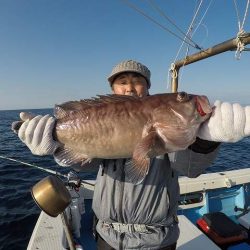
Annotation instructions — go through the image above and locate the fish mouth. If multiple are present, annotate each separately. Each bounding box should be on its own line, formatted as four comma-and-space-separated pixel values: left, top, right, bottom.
195, 96, 212, 116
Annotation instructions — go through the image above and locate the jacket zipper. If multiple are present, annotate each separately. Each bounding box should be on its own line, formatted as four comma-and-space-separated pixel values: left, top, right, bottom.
118, 159, 126, 249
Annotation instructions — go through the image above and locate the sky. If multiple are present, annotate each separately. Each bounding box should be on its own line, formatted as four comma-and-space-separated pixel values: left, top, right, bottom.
0, 0, 249, 110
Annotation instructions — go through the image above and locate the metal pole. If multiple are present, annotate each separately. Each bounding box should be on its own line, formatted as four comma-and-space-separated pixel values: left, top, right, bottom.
170, 33, 250, 92
61, 212, 76, 250
175, 33, 250, 68
171, 68, 179, 93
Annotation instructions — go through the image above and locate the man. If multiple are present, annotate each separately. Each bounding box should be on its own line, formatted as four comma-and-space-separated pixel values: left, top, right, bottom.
15, 60, 250, 249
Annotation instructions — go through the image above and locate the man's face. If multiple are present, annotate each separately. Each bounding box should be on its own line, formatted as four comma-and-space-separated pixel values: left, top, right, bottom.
111, 72, 149, 97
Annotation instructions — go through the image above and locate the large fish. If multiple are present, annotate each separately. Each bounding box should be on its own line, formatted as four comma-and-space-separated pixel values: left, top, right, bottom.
13, 92, 212, 183
52, 92, 212, 183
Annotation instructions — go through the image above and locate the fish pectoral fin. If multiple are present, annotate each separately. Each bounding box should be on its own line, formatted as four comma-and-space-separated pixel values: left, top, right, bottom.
125, 156, 150, 185
125, 131, 165, 184
54, 147, 88, 167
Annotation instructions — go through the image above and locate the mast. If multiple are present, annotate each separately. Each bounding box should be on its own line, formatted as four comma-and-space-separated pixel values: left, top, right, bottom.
170, 32, 250, 93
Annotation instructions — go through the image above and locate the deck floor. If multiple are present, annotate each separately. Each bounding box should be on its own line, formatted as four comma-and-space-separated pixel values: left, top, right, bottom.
28, 201, 222, 250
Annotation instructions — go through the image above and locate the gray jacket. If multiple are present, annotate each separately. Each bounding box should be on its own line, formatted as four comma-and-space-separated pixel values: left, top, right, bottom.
92, 142, 219, 249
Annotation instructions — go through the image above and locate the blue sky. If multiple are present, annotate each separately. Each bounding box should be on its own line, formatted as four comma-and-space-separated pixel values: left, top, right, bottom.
0, 0, 249, 110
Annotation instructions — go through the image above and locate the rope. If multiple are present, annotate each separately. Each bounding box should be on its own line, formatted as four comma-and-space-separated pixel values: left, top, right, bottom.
235, 30, 247, 59
233, 0, 250, 59
168, 63, 177, 91
170, 63, 178, 79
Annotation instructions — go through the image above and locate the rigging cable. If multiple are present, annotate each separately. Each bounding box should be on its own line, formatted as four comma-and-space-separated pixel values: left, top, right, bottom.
233, 0, 243, 31
233, 0, 250, 31
174, 0, 205, 63
121, 0, 202, 50
176, 1, 204, 212
147, 0, 202, 50
241, 0, 250, 30
192, 0, 214, 40
170, 1, 213, 212
174, 0, 213, 86
168, 0, 213, 90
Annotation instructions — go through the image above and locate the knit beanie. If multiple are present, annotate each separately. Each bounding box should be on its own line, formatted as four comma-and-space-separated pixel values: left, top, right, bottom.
107, 60, 151, 88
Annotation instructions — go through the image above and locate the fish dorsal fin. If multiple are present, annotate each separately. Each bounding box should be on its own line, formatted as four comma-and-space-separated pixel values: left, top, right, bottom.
54, 94, 140, 119
97, 94, 139, 103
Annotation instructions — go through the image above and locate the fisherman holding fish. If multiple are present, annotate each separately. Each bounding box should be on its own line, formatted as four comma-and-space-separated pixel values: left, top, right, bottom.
13, 60, 250, 250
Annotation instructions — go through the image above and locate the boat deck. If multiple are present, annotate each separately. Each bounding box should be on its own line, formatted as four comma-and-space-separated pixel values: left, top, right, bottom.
27, 170, 250, 250
177, 215, 220, 250
27, 211, 64, 250
28, 201, 221, 250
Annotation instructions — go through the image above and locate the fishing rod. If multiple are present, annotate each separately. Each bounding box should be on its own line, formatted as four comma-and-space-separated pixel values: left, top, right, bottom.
0, 155, 95, 187
0, 155, 67, 177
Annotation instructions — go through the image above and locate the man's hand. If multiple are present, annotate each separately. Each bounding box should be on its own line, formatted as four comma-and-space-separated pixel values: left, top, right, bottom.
198, 101, 250, 142
15, 112, 60, 155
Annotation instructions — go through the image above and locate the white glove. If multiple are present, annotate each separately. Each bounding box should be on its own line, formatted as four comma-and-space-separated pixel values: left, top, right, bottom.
198, 101, 250, 142
17, 112, 60, 155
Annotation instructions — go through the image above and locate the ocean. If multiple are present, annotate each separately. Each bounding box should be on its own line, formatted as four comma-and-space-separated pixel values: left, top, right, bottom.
0, 109, 250, 250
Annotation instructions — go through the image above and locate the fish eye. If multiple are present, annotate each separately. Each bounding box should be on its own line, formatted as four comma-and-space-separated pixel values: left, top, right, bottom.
177, 92, 188, 102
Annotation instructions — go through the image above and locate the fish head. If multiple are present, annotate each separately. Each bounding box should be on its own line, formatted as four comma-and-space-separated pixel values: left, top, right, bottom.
169, 92, 212, 125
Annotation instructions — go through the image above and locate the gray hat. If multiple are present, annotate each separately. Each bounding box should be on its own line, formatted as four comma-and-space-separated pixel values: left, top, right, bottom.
107, 60, 151, 88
